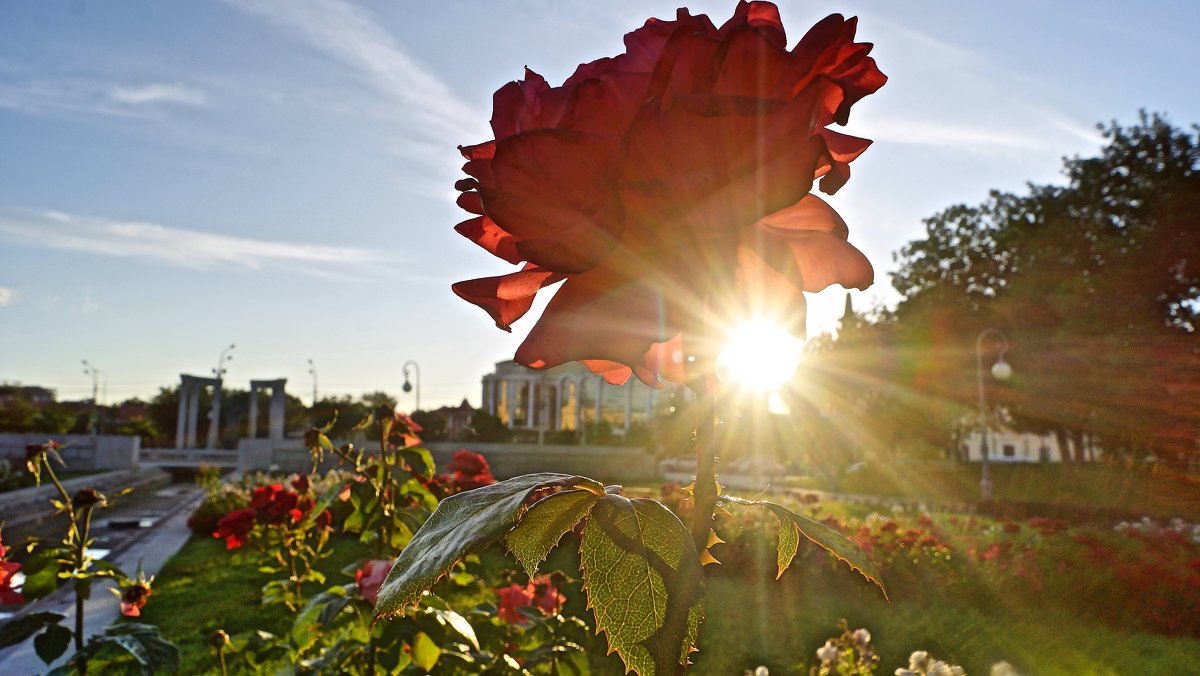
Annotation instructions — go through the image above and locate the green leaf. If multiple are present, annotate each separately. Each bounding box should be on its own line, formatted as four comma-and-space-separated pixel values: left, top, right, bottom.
507, 489, 602, 579
580, 495, 704, 676
292, 586, 351, 651
399, 447, 436, 479
374, 473, 604, 619
775, 515, 799, 580
34, 624, 73, 665
95, 623, 180, 676
425, 607, 479, 651
0, 611, 66, 649
411, 631, 440, 672
721, 496, 886, 596
19, 549, 67, 600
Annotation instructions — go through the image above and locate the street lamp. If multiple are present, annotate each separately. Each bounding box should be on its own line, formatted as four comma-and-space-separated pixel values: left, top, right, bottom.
307, 358, 318, 407
81, 359, 101, 434
208, 343, 235, 450
976, 328, 1012, 502
214, 343, 235, 379
402, 360, 421, 412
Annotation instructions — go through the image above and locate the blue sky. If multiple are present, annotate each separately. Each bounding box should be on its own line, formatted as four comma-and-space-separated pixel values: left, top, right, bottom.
2, 0, 1197, 409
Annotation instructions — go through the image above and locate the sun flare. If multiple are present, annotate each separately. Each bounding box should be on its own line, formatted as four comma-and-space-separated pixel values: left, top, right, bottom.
716, 321, 805, 392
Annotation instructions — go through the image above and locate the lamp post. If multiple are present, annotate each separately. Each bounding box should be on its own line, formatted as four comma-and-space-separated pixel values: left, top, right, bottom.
81, 359, 100, 434
976, 328, 1013, 502
402, 360, 421, 413
307, 358, 318, 407
208, 343, 235, 449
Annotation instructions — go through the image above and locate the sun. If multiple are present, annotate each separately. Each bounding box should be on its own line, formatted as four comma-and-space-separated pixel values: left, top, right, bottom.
715, 320, 805, 392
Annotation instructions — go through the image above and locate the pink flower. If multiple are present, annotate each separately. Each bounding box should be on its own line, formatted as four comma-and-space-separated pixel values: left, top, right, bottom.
355, 559, 393, 606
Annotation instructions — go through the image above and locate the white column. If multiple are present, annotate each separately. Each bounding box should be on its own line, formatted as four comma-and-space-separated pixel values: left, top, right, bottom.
505, 378, 516, 426
526, 381, 536, 428
623, 384, 633, 434
248, 385, 259, 439
175, 379, 189, 448
594, 376, 603, 429
206, 380, 222, 449
269, 384, 286, 440
185, 384, 200, 448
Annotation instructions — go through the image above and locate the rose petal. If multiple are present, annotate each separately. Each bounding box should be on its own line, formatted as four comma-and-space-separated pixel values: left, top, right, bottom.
452, 265, 566, 331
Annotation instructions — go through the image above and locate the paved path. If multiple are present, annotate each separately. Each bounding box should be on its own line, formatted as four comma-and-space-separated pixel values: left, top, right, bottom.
0, 482, 204, 674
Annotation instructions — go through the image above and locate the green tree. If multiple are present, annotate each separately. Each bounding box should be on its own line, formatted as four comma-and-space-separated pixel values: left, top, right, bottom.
890, 112, 1200, 462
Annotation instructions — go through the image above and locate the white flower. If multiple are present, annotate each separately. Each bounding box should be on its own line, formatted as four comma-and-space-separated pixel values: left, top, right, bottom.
908, 651, 930, 670
928, 660, 955, 676
989, 661, 1022, 676
895, 670, 918, 676
951, 667, 966, 676
816, 640, 839, 663
751, 667, 769, 676
852, 628, 872, 649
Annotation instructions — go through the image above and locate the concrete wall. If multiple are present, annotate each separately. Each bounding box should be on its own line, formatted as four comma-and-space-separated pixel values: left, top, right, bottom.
233, 438, 658, 483
0, 468, 171, 541
0, 434, 141, 470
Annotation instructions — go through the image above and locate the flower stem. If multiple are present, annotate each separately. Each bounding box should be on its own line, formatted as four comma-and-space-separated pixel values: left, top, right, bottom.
689, 390, 719, 556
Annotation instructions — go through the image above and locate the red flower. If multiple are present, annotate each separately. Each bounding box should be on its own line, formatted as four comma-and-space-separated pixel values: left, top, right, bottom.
1, 531, 24, 604
291, 475, 310, 493
249, 484, 282, 511
214, 508, 256, 550
117, 578, 153, 617
0, 561, 23, 605
448, 450, 490, 477
452, 1, 884, 384
530, 575, 566, 616
495, 583, 535, 625
355, 559, 393, 606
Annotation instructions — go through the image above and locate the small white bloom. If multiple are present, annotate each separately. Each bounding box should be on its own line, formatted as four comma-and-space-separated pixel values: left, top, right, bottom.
852, 628, 871, 648
908, 650, 930, 670
754, 667, 769, 676
951, 667, 966, 676
990, 661, 1022, 676
928, 660, 955, 676
816, 640, 839, 663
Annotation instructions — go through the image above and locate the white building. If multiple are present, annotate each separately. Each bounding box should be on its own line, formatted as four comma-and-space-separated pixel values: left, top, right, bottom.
480, 361, 689, 437
961, 428, 1101, 463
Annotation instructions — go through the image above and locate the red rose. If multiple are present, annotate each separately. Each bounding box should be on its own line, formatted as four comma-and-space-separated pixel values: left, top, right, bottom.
452, 1, 884, 384
118, 580, 152, 617
0, 561, 23, 605
495, 583, 535, 625
448, 450, 490, 477
291, 475, 310, 493
530, 575, 566, 616
214, 508, 256, 550
249, 484, 282, 511
355, 559, 393, 606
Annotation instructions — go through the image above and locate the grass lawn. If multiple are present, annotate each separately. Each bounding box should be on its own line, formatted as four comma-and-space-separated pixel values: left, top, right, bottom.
101, 519, 1200, 675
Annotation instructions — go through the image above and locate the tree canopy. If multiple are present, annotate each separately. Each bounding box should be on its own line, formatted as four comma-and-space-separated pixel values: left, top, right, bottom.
887, 112, 1199, 461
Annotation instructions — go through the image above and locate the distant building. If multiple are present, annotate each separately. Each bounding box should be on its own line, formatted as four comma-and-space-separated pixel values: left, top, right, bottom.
480, 361, 687, 437
961, 428, 1101, 463
0, 384, 56, 407
431, 398, 475, 441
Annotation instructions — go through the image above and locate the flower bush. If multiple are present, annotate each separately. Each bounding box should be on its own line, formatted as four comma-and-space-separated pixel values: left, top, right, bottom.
0, 440, 178, 673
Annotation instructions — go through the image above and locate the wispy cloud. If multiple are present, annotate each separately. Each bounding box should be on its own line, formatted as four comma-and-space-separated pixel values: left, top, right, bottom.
0, 287, 14, 307
224, 0, 486, 141
108, 83, 207, 106
0, 210, 382, 272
